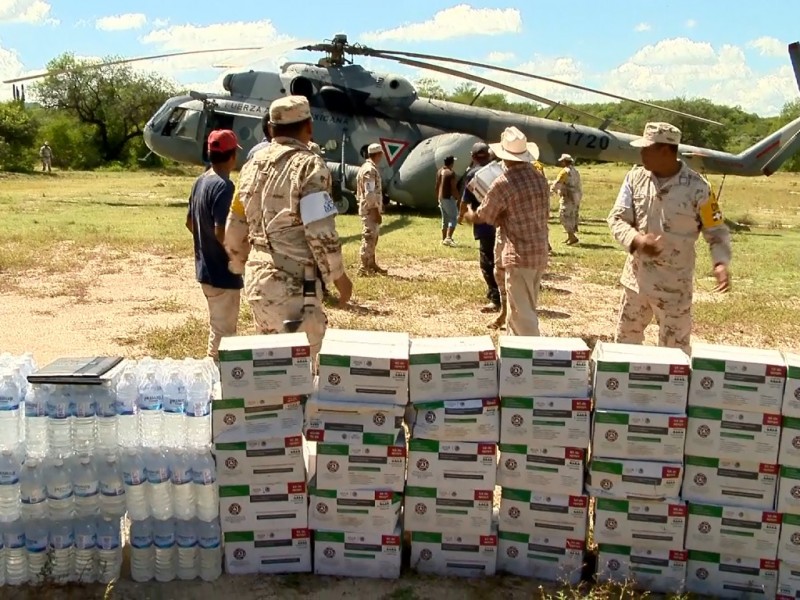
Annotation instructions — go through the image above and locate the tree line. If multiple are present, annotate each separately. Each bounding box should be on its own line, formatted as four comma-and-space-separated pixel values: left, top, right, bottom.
1, 53, 799, 173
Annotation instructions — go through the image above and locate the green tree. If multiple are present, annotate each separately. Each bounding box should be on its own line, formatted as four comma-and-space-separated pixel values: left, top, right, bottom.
31, 53, 178, 163
415, 77, 446, 99
36, 110, 103, 170
0, 100, 40, 172
780, 99, 800, 172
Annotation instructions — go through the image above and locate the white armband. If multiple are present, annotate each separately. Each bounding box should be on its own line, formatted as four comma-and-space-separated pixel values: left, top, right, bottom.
299, 191, 338, 225
365, 181, 376, 193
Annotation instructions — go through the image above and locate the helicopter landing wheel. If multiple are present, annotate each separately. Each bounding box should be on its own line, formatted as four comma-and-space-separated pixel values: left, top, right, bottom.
333, 195, 350, 215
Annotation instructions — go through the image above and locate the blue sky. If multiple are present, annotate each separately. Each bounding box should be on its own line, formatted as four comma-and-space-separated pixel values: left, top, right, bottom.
2, 1, 800, 115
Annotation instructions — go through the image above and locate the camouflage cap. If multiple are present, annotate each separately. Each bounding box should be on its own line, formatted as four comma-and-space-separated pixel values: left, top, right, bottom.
630, 122, 682, 147
269, 95, 311, 125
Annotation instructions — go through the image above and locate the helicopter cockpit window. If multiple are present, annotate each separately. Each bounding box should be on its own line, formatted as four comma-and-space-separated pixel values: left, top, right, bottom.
161, 107, 186, 136
174, 109, 201, 141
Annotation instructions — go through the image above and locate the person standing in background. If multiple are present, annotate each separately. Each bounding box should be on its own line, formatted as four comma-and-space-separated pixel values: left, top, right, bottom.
435, 155, 459, 246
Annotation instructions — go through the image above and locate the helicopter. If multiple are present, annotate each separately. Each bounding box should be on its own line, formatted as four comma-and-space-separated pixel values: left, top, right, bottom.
10, 34, 800, 214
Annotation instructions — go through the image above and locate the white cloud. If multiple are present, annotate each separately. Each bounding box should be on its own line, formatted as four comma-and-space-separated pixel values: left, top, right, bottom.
686, 19, 697, 28
634, 22, 651, 32
747, 36, 785, 58
0, 0, 54, 24
487, 51, 515, 63
152, 18, 169, 28
0, 43, 27, 100
362, 5, 522, 42
96, 13, 147, 32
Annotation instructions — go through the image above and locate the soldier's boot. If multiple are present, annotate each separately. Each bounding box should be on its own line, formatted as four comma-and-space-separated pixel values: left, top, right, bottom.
566, 232, 579, 245
371, 259, 388, 275
487, 295, 507, 330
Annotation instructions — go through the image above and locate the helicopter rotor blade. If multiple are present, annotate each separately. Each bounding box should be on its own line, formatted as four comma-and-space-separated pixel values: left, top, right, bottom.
3, 46, 264, 84
210, 38, 318, 68
372, 48, 723, 127
377, 54, 605, 124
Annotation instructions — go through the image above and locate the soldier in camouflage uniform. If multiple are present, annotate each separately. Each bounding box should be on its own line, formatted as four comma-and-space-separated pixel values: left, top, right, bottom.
608, 122, 731, 355
551, 153, 582, 245
356, 143, 387, 275
224, 95, 353, 361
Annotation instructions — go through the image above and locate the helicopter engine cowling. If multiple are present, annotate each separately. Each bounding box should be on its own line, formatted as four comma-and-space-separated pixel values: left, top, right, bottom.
386, 132, 483, 210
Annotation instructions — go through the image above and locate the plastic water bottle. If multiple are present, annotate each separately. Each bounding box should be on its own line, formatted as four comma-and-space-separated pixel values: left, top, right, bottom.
120, 449, 148, 521
72, 455, 99, 518
197, 518, 221, 581
176, 518, 198, 580
130, 518, 154, 582
192, 452, 218, 521
73, 386, 97, 454
24, 386, 49, 459
186, 369, 211, 449
170, 450, 195, 520
116, 370, 139, 448
0, 374, 21, 456
0, 450, 21, 522
4, 518, 27, 585
95, 384, 118, 452
47, 386, 74, 458
46, 458, 74, 520
145, 450, 173, 520
25, 519, 48, 584
162, 371, 187, 449
50, 519, 74, 583
153, 517, 177, 582
97, 454, 126, 519
138, 371, 164, 448
73, 517, 97, 583
96, 516, 122, 584
19, 459, 48, 521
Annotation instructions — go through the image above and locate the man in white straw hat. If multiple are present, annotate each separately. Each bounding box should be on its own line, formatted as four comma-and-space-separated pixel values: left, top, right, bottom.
464, 126, 550, 336
607, 121, 731, 355
551, 153, 582, 244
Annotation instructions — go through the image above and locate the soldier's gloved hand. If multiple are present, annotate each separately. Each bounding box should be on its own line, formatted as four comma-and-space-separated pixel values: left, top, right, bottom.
633, 233, 663, 256
334, 273, 353, 308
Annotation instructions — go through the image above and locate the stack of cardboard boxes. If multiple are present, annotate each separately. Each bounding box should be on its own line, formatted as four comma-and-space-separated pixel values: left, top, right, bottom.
495, 336, 592, 585
780, 353, 800, 598
214, 333, 314, 575
405, 336, 499, 577
682, 343, 785, 597
306, 329, 409, 579
590, 342, 690, 593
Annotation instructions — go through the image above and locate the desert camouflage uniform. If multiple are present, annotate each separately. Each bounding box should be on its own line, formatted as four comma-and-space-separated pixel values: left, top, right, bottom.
356, 158, 383, 272
552, 165, 582, 235
225, 138, 344, 360
608, 163, 731, 354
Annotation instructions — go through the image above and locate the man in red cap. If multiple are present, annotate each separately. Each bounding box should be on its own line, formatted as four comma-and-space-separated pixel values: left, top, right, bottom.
186, 129, 243, 359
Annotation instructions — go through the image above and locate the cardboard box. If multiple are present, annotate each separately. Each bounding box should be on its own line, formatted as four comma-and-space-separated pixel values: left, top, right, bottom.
311, 432, 406, 493
409, 530, 497, 578
498, 488, 588, 541
596, 546, 687, 594
783, 352, 800, 418
685, 502, 781, 560
313, 528, 402, 579
586, 459, 683, 500
497, 445, 584, 497
303, 396, 404, 445
686, 551, 778, 599
212, 395, 306, 444
499, 397, 591, 448
689, 342, 786, 413
317, 330, 409, 405
223, 528, 311, 575
778, 560, 800, 600
779, 466, 800, 514
408, 336, 498, 403
780, 416, 800, 467
497, 532, 584, 584
591, 342, 690, 413
215, 435, 309, 486
682, 455, 778, 511
593, 498, 687, 552
308, 479, 402, 534
684, 406, 781, 463
407, 398, 499, 442
406, 439, 497, 489
219, 481, 307, 532
591, 410, 687, 462
498, 336, 590, 398
779, 513, 800, 563
404, 485, 493, 536
218, 333, 313, 399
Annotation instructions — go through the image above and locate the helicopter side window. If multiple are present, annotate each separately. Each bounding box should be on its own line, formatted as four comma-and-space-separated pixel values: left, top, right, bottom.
161, 107, 186, 136
174, 109, 201, 141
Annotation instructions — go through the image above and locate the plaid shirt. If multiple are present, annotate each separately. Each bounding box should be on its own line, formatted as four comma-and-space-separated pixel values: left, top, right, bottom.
476, 163, 550, 271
